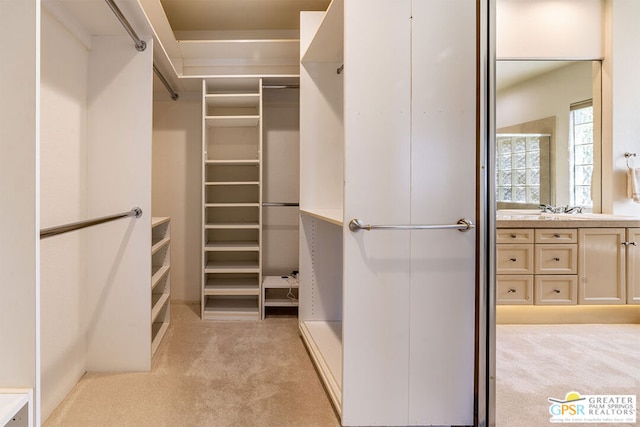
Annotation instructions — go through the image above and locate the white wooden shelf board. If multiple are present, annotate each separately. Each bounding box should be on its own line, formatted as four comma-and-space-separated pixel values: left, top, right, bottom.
300, 208, 343, 226
205, 203, 259, 208
205, 116, 259, 128
205, 159, 259, 165
152, 217, 170, 227
264, 298, 299, 307
299, 321, 343, 413
205, 279, 260, 295
263, 276, 299, 289
0, 390, 30, 427
151, 265, 170, 290
205, 222, 260, 230
151, 292, 170, 322
151, 237, 170, 255
205, 93, 260, 108
204, 261, 260, 273
205, 242, 259, 251
205, 181, 260, 186
203, 297, 260, 320
178, 39, 299, 61
301, 0, 344, 63
152, 321, 170, 356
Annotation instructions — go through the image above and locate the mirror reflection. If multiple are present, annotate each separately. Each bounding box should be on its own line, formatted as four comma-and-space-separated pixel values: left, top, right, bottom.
496, 60, 601, 212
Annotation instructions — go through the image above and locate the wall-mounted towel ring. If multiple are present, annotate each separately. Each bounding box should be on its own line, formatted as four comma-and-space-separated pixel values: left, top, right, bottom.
625, 152, 637, 169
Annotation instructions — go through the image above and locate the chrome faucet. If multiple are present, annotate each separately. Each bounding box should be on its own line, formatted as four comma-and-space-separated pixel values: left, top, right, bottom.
539, 204, 561, 214
562, 205, 583, 214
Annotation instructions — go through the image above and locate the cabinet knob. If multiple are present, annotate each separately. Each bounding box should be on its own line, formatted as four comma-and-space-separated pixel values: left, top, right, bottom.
553, 257, 560, 261
510, 257, 517, 262
622, 241, 637, 246
510, 234, 517, 238
507, 288, 516, 293
553, 234, 561, 238
553, 289, 561, 294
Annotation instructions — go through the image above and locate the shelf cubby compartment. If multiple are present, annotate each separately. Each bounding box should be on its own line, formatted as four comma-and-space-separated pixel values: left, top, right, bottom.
204, 273, 260, 296
204, 77, 261, 94
205, 250, 260, 273
151, 217, 171, 356
0, 389, 32, 427
205, 126, 259, 161
205, 163, 259, 183
205, 206, 259, 226
205, 94, 259, 117
203, 295, 260, 320
205, 184, 259, 204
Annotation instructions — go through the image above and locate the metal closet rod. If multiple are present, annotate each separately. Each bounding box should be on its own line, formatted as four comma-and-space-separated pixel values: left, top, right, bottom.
105, 0, 179, 100
40, 207, 142, 239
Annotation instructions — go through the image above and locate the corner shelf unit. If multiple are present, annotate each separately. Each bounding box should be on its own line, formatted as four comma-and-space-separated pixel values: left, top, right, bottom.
262, 275, 299, 319
151, 217, 171, 356
202, 77, 263, 320
0, 389, 32, 427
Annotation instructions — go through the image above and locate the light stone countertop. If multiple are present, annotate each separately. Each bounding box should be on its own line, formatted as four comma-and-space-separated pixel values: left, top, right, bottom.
496, 211, 640, 228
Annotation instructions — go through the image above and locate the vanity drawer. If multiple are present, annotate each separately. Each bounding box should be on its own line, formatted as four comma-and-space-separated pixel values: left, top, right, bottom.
497, 228, 534, 244
535, 228, 578, 244
497, 244, 534, 274
497, 275, 533, 304
535, 244, 577, 274
534, 275, 578, 305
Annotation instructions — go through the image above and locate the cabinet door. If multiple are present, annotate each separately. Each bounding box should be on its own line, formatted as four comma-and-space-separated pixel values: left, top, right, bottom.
626, 228, 640, 304
578, 228, 626, 304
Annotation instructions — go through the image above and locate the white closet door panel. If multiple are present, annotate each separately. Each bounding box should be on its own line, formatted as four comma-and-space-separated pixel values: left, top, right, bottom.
342, 0, 412, 424
408, 1, 476, 425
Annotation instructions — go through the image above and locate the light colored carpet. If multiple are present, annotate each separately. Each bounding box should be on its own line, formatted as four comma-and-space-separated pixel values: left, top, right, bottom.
44, 303, 341, 427
496, 324, 640, 426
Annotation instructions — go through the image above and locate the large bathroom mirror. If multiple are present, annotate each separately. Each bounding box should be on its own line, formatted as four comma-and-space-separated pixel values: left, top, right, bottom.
496, 60, 602, 212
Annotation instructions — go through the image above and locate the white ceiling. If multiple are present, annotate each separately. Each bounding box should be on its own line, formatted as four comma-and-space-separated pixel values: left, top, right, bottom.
159, 0, 331, 32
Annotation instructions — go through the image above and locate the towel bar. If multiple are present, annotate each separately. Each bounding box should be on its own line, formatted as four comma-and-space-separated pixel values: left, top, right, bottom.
348, 218, 474, 232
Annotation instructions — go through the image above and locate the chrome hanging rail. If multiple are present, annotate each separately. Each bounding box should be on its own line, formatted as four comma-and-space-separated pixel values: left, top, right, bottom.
348, 218, 474, 232
104, 0, 146, 51
105, 0, 179, 100
40, 207, 143, 239
153, 64, 179, 100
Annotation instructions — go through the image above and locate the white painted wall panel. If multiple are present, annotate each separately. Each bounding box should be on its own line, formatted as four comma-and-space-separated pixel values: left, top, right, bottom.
86, 36, 152, 371
342, 0, 412, 424
152, 97, 201, 302
0, 0, 40, 424
409, 4, 476, 424
39, 8, 89, 420
497, 0, 603, 59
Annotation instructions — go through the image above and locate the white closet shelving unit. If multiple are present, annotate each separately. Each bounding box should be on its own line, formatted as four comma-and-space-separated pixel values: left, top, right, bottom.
151, 217, 171, 355
202, 77, 263, 320
0, 389, 32, 427
299, 0, 477, 425
298, 0, 345, 413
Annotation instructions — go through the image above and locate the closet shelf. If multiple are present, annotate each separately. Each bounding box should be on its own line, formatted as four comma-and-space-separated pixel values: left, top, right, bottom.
205, 93, 260, 108
205, 222, 260, 230
299, 321, 343, 413
205, 181, 260, 186
151, 292, 170, 322
301, 0, 344, 63
205, 203, 260, 208
204, 261, 260, 273
205, 242, 259, 251
264, 298, 298, 307
203, 297, 260, 320
300, 208, 343, 226
151, 236, 170, 255
0, 390, 31, 427
151, 321, 169, 355
205, 115, 259, 128
151, 265, 170, 290
205, 159, 259, 165
205, 279, 260, 295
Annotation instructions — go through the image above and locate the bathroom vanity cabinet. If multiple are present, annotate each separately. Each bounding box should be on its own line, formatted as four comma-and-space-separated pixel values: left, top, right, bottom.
497, 217, 640, 307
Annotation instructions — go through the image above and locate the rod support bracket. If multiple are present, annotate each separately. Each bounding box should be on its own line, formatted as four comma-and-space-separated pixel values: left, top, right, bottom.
132, 207, 143, 218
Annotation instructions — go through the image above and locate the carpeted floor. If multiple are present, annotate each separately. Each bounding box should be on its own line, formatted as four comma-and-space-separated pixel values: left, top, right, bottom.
44, 306, 640, 426
44, 303, 341, 427
496, 324, 640, 426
